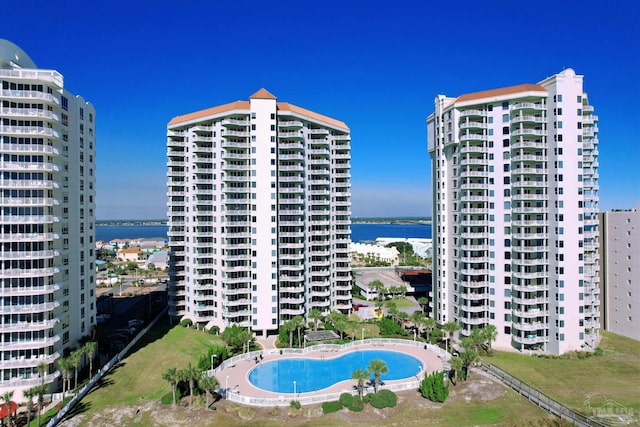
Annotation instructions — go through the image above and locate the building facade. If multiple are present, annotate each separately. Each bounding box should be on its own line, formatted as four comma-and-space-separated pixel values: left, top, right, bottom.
0, 40, 96, 398
599, 205, 639, 341
427, 69, 600, 354
167, 89, 351, 336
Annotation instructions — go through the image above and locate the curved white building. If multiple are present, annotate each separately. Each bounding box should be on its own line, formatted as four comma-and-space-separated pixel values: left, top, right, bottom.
427, 69, 600, 354
167, 89, 351, 336
0, 40, 96, 399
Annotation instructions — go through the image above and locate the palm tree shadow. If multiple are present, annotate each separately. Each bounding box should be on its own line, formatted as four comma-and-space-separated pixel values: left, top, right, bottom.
61, 400, 92, 421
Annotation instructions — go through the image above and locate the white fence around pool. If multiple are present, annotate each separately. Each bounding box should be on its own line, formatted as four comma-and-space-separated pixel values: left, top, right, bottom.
208, 338, 451, 407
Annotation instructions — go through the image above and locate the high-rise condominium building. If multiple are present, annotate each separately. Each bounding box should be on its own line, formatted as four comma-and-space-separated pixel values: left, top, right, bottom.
166, 89, 351, 336
427, 69, 600, 354
599, 205, 639, 341
0, 40, 96, 398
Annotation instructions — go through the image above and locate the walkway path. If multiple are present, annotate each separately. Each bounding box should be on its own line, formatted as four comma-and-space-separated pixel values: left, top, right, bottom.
219, 341, 444, 401
255, 335, 277, 350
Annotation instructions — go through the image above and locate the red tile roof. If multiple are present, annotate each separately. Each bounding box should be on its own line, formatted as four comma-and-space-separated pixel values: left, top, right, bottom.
456, 84, 546, 103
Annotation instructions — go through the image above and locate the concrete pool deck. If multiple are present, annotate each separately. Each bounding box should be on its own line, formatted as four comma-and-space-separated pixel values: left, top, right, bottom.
215, 340, 447, 403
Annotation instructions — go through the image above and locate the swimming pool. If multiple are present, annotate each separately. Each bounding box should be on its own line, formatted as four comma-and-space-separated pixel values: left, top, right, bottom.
248, 349, 423, 393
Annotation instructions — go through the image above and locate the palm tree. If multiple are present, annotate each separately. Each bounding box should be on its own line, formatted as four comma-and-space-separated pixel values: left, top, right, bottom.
482, 325, 498, 353
368, 280, 385, 300
308, 309, 323, 331
460, 349, 479, 380
57, 357, 73, 395
1, 390, 13, 427
70, 349, 83, 391
367, 359, 388, 393
83, 341, 97, 378
283, 319, 296, 347
417, 296, 429, 313
292, 315, 305, 348
23, 388, 35, 427
423, 317, 437, 343
442, 321, 460, 354
181, 363, 199, 406
448, 356, 463, 384
199, 372, 219, 410
36, 362, 47, 386
34, 384, 46, 427
385, 300, 398, 323
162, 367, 180, 405
351, 368, 369, 400
397, 311, 410, 329
467, 328, 485, 353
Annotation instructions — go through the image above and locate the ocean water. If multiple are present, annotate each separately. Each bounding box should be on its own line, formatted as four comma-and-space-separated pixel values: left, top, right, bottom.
96, 223, 432, 243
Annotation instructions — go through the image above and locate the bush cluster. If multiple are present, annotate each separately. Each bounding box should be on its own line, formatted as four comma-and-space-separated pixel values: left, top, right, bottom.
534, 347, 604, 360
369, 389, 397, 409
180, 319, 193, 328
289, 400, 301, 410
339, 392, 365, 412
420, 371, 449, 402
322, 401, 343, 414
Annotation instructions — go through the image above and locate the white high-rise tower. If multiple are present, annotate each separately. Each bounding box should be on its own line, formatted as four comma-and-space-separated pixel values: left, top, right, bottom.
0, 39, 96, 398
167, 89, 352, 336
427, 69, 599, 354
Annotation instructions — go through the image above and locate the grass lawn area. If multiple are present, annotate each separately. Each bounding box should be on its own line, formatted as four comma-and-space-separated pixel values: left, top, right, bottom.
488, 331, 640, 411
64, 314, 557, 426
78, 317, 225, 413
390, 297, 417, 309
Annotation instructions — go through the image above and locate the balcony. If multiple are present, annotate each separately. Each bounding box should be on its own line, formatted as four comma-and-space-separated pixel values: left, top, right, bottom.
278, 120, 303, 129
513, 335, 547, 345
511, 140, 545, 150
460, 109, 486, 118
221, 118, 249, 127
511, 102, 545, 112
0, 335, 60, 350
278, 131, 304, 140
511, 128, 547, 137
221, 130, 250, 138
460, 133, 487, 142
511, 115, 545, 124
459, 121, 487, 131
1, 89, 59, 105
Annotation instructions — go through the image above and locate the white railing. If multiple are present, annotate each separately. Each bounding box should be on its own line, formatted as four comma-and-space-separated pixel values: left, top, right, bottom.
207, 338, 450, 407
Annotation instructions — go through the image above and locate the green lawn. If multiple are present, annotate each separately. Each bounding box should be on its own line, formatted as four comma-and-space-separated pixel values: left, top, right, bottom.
66, 319, 638, 426
488, 331, 640, 411
390, 297, 417, 309
79, 318, 225, 412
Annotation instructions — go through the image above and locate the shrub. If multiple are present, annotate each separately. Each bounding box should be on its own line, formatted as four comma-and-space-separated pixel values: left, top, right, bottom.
322, 401, 343, 414
363, 393, 373, 403
339, 393, 364, 412
290, 400, 301, 410
238, 406, 256, 420
378, 317, 404, 335
420, 371, 449, 402
339, 392, 353, 407
180, 319, 193, 328
350, 397, 364, 412
269, 406, 281, 416
370, 389, 397, 409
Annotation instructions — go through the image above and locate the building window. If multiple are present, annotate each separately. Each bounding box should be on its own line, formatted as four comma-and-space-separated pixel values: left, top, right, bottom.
502, 102, 509, 110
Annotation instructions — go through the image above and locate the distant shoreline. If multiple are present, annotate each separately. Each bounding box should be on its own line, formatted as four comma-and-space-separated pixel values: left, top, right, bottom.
97, 218, 432, 226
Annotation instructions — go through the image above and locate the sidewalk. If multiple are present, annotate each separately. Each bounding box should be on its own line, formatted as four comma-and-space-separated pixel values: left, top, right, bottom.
255, 335, 277, 350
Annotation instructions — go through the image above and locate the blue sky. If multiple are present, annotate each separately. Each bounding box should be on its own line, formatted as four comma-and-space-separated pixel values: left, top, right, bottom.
3, 0, 639, 219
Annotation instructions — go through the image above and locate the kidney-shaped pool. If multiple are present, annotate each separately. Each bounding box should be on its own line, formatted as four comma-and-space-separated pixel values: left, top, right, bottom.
248, 349, 423, 393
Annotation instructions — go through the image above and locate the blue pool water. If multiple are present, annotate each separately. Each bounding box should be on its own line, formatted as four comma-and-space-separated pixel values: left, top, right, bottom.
248, 350, 423, 393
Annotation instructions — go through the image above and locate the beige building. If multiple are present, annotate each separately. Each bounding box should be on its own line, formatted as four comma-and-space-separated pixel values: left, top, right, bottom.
599, 205, 639, 341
